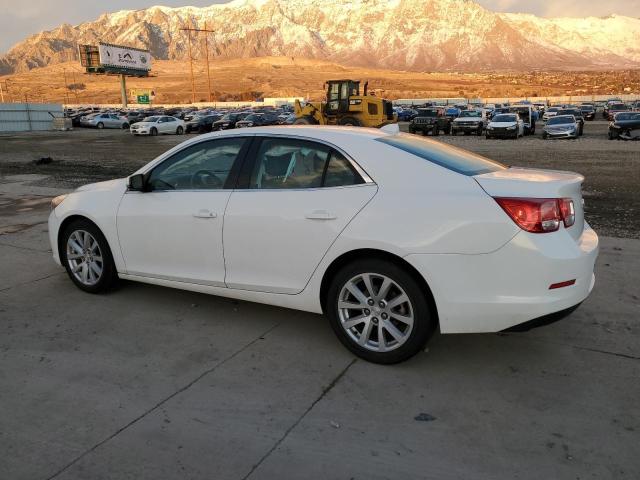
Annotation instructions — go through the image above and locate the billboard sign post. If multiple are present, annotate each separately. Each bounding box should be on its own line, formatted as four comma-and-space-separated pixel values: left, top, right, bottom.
78, 43, 153, 108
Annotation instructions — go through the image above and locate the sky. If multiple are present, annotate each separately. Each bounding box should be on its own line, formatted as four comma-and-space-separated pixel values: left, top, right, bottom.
1, 0, 639, 54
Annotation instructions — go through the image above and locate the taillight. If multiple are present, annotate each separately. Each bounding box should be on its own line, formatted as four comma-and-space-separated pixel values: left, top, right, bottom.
494, 197, 575, 233
559, 198, 575, 227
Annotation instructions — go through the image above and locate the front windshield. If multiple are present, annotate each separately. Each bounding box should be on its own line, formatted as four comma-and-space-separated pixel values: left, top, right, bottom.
417, 110, 437, 117
493, 114, 517, 122
580, 105, 594, 111
548, 107, 560, 112
460, 111, 481, 117
143, 116, 160, 122
547, 116, 574, 125
610, 104, 628, 110
243, 114, 261, 121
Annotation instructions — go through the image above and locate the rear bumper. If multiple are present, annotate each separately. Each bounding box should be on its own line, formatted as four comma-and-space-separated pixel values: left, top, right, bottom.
405, 223, 599, 333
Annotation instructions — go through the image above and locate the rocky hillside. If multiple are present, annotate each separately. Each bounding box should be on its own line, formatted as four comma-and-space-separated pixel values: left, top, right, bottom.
1, 0, 639, 74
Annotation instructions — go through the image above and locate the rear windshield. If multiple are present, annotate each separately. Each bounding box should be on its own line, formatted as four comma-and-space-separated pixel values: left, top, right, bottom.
375, 134, 506, 176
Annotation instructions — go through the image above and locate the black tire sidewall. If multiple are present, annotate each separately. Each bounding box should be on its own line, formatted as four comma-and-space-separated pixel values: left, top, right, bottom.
325, 259, 436, 364
61, 219, 118, 294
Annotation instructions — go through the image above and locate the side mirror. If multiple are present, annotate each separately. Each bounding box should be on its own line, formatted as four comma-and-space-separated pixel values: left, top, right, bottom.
128, 173, 147, 192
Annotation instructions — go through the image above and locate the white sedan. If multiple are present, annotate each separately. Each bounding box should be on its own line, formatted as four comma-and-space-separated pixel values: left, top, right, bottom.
486, 113, 525, 139
130, 115, 185, 136
48, 126, 598, 363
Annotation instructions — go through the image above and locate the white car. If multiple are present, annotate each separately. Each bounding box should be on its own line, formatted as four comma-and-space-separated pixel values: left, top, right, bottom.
48, 126, 598, 364
486, 113, 525, 139
80, 113, 130, 129
130, 115, 185, 136
542, 107, 561, 122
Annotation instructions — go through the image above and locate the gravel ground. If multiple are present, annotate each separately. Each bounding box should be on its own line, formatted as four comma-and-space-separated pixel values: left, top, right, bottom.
0, 120, 638, 238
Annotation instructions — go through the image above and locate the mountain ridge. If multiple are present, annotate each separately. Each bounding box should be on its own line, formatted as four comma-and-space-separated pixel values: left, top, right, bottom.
2, 0, 639, 74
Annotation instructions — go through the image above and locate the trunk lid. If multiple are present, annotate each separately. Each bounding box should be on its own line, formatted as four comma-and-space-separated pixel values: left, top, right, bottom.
474, 167, 585, 240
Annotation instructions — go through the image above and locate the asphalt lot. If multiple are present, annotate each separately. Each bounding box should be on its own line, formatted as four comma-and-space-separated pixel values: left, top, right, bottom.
1, 125, 639, 480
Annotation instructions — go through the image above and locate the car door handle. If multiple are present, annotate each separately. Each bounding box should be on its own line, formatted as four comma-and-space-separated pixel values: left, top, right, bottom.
193, 209, 217, 219
305, 210, 337, 220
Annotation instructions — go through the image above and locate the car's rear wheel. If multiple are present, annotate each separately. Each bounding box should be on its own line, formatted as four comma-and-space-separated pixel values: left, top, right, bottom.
122, 123, 130, 130
61, 219, 118, 293
326, 259, 436, 364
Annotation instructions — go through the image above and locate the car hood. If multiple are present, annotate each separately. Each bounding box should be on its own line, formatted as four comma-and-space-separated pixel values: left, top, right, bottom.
131, 122, 156, 127
75, 178, 128, 193
545, 124, 576, 131
454, 117, 482, 122
488, 121, 517, 127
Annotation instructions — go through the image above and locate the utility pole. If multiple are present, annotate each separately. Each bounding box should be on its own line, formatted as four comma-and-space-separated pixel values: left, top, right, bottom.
181, 23, 216, 103
62, 68, 70, 105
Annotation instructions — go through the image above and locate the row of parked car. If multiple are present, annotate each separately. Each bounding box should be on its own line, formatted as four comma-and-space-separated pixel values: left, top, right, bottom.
406, 101, 640, 140
64, 106, 298, 137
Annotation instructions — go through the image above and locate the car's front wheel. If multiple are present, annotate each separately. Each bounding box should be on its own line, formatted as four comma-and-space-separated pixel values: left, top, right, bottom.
61, 219, 118, 293
176, 126, 184, 135
326, 259, 436, 364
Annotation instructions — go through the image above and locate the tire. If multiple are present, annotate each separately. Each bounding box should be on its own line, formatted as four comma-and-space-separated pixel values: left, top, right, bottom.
432, 127, 439, 136
486, 134, 491, 139
444, 125, 451, 135
122, 123, 130, 130
150, 127, 158, 136
477, 126, 483, 136
326, 259, 436, 364
60, 219, 118, 294
579, 124, 584, 136
543, 132, 548, 140
450, 130, 457, 136
293, 116, 318, 125
97, 122, 104, 129
338, 116, 362, 127
176, 126, 184, 135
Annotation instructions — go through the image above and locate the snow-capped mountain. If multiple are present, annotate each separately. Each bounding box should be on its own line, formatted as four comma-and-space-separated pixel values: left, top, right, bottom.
1, 0, 639, 74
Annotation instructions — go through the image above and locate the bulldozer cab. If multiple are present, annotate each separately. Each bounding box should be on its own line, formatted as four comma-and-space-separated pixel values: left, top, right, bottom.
326, 80, 360, 115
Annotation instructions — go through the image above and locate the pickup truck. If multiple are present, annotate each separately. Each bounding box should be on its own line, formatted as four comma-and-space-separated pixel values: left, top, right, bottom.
408, 108, 451, 136
509, 105, 536, 135
450, 110, 485, 135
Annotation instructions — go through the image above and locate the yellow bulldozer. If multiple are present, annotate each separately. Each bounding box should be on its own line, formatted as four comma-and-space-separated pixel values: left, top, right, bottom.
294, 79, 397, 128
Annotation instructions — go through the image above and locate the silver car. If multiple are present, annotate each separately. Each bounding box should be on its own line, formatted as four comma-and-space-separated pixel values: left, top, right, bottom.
543, 115, 579, 139
80, 113, 130, 129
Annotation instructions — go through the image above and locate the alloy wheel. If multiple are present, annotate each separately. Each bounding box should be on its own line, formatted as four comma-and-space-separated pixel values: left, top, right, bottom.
66, 230, 104, 286
337, 273, 414, 352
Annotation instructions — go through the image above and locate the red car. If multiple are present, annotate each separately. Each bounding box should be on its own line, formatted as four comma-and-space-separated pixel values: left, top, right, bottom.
607, 103, 629, 121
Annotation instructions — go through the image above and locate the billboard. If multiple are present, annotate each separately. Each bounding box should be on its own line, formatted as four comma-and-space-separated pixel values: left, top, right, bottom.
98, 43, 152, 72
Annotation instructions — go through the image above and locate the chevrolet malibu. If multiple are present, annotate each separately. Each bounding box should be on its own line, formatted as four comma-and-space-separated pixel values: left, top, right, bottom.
48, 126, 598, 364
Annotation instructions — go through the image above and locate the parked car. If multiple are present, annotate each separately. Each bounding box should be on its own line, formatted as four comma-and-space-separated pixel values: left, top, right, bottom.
542, 115, 579, 140
212, 113, 250, 131
48, 126, 598, 364
608, 112, 640, 140
579, 104, 596, 121
408, 108, 451, 136
395, 108, 417, 122
606, 103, 629, 121
444, 107, 460, 120
556, 109, 584, 135
80, 113, 130, 129
450, 110, 485, 136
130, 116, 186, 136
542, 107, 561, 122
236, 113, 280, 128
185, 114, 221, 134
486, 113, 524, 139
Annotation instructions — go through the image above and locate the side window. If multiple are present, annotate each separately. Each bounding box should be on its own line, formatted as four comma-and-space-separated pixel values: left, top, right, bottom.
147, 138, 247, 191
324, 151, 364, 188
250, 138, 330, 190
167, 117, 176, 122
368, 103, 378, 115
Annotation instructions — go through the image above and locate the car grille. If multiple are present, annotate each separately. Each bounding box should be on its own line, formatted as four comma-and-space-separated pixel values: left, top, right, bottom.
414, 118, 435, 124
456, 121, 479, 127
